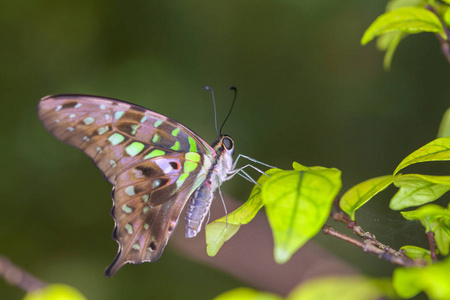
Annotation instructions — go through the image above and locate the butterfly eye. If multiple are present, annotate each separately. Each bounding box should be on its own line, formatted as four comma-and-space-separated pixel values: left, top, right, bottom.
223, 137, 233, 150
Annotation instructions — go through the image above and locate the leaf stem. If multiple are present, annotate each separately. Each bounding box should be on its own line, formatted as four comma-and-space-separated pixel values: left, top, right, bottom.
0, 255, 46, 292
426, 231, 438, 262
426, 4, 450, 62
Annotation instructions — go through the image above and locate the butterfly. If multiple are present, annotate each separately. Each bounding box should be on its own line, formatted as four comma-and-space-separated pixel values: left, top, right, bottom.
38, 93, 240, 277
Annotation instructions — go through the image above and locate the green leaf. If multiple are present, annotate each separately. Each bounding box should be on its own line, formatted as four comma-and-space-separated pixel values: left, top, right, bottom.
214, 287, 282, 300
340, 175, 395, 220
263, 167, 341, 263
394, 137, 450, 175
206, 222, 240, 257
292, 161, 309, 171
438, 108, 450, 138
444, 7, 450, 27
24, 284, 87, 300
386, 0, 427, 11
393, 258, 450, 299
292, 161, 329, 172
206, 168, 282, 256
375, 30, 407, 71
376, 31, 404, 50
287, 276, 390, 300
361, 7, 447, 45
400, 245, 433, 262
435, 224, 450, 255
383, 31, 405, 71
401, 204, 450, 232
390, 174, 450, 210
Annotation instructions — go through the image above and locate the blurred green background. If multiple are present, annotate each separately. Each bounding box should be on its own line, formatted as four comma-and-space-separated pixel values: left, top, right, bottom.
1, 0, 449, 299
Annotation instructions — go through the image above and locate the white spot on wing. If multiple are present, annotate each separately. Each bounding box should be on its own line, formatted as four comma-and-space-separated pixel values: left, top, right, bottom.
125, 186, 135, 196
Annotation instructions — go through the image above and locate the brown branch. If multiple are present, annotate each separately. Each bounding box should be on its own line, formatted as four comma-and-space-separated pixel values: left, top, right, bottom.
0, 255, 46, 292
329, 211, 429, 267
426, 4, 450, 63
427, 231, 438, 262
322, 225, 421, 267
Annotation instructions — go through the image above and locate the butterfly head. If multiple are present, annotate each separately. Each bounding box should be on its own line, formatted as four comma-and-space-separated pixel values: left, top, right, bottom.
212, 135, 234, 157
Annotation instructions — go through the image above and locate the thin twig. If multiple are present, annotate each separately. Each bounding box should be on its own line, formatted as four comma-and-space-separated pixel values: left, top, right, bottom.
329, 211, 428, 266
0, 255, 46, 292
427, 231, 438, 262
322, 225, 421, 267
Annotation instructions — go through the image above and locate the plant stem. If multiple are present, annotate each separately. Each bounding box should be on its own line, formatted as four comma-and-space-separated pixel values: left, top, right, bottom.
0, 255, 46, 292
328, 211, 428, 267
426, 4, 450, 62
426, 231, 438, 262
322, 225, 420, 267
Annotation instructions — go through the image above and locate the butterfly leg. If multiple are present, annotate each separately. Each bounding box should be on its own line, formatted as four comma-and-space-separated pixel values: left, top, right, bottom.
231, 154, 277, 170
236, 170, 261, 186
226, 163, 267, 180
217, 185, 228, 226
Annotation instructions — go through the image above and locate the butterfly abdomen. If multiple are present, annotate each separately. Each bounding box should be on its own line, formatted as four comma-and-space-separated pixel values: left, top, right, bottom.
185, 183, 214, 238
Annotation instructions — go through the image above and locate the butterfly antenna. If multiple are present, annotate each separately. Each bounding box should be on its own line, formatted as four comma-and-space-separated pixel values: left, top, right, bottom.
203, 86, 220, 136
219, 87, 237, 135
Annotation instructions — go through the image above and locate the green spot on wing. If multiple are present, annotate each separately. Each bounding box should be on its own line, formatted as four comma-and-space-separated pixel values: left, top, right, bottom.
108, 133, 125, 145
109, 160, 117, 168
188, 136, 197, 152
184, 161, 198, 173
171, 141, 181, 151
122, 204, 133, 213
141, 194, 149, 203
185, 152, 201, 162
130, 124, 140, 135
125, 186, 135, 196
171, 128, 180, 137
115, 111, 125, 119
98, 126, 109, 135
125, 224, 133, 234
154, 120, 162, 128
176, 173, 189, 189
152, 134, 161, 143
144, 149, 165, 159
83, 117, 95, 125
126, 142, 145, 157
132, 243, 140, 250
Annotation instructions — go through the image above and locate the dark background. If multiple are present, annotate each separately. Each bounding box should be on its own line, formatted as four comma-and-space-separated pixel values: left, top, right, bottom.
1, 1, 449, 299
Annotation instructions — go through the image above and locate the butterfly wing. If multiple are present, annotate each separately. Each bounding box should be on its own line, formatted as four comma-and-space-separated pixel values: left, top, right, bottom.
38, 94, 215, 276
38, 94, 215, 184
105, 152, 210, 277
